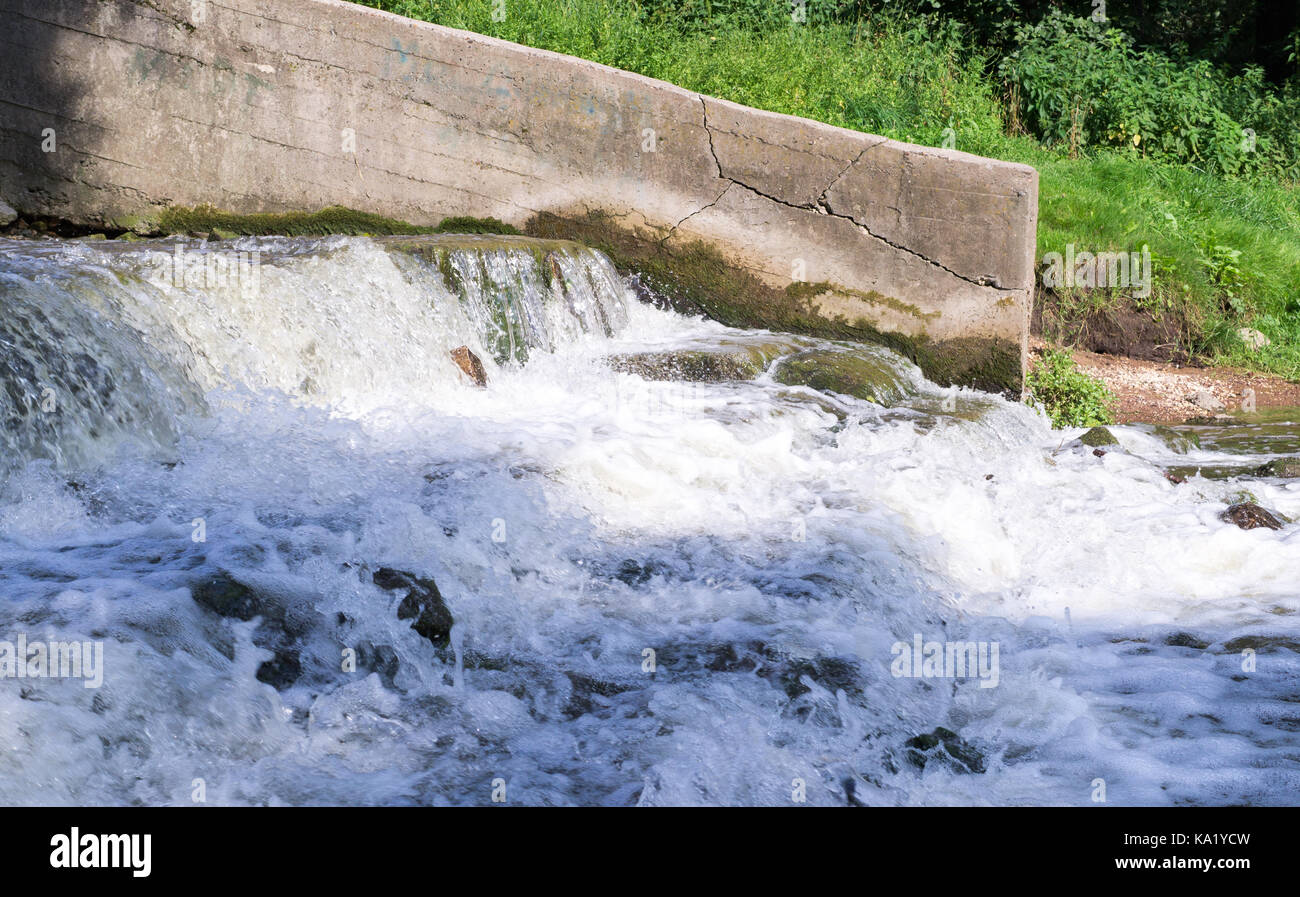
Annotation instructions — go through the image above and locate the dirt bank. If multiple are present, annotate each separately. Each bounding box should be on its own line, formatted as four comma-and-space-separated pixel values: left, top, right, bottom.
1030, 340, 1300, 423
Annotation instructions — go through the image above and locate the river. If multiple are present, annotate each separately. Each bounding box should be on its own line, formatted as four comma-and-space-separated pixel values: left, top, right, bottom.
1, 234, 1297, 805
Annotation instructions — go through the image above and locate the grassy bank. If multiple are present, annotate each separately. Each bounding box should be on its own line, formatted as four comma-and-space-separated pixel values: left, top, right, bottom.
354, 0, 1300, 380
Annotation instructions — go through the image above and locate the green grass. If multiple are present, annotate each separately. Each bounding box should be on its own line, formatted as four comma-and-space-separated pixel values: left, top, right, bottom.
354, 0, 1300, 380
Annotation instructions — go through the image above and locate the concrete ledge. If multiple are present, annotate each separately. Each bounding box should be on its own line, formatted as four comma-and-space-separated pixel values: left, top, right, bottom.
0, 0, 1037, 390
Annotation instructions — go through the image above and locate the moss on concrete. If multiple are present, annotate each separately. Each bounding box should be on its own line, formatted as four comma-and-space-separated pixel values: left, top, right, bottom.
432, 215, 521, 235
525, 210, 1022, 395
156, 204, 441, 236
151, 205, 520, 237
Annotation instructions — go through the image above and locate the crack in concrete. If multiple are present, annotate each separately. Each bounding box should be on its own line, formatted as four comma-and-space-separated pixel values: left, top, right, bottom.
697, 96, 996, 289
663, 180, 733, 244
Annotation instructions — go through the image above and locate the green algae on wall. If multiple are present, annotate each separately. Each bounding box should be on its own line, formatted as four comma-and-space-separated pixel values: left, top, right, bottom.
147, 205, 521, 237
526, 210, 1023, 396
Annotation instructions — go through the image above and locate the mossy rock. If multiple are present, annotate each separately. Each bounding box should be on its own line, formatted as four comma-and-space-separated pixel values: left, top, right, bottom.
1078, 426, 1119, 447
773, 348, 909, 405
607, 339, 802, 383
1221, 502, 1285, 530
1253, 458, 1300, 478
1150, 425, 1200, 454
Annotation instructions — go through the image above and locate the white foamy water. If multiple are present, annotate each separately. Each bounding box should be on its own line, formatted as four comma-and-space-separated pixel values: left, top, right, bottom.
0, 235, 1296, 806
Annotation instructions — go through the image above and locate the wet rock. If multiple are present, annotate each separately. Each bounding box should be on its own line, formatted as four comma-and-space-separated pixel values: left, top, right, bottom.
191, 573, 262, 620
1078, 426, 1119, 447
1253, 458, 1300, 478
1150, 425, 1200, 454
1165, 632, 1209, 649
776, 654, 863, 700
449, 346, 487, 387
606, 340, 795, 383
773, 348, 907, 405
1237, 328, 1271, 350
1188, 390, 1226, 414
373, 567, 454, 651
355, 640, 401, 688
1164, 471, 1188, 485
564, 672, 635, 719
255, 650, 302, 689
0, 197, 16, 227
1223, 635, 1300, 654
904, 727, 986, 774
1221, 502, 1285, 531
190, 572, 303, 689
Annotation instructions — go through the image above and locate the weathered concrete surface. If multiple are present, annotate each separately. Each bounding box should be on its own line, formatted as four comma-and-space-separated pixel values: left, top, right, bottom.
0, 0, 1037, 387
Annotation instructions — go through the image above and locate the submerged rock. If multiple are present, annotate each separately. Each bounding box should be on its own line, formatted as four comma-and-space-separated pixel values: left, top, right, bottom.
190, 572, 302, 689
1150, 425, 1200, 454
449, 346, 487, 387
1253, 458, 1300, 478
254, 650, 302, 689
773, 348, 907, 405
191, 573, 262, 620
1165, 632, 1210, 649
607, 339, 800, 383
373, 567, 455, 652
1221, 502, 1285, 531
904, 727, 986, 774
355, 640, 401, 688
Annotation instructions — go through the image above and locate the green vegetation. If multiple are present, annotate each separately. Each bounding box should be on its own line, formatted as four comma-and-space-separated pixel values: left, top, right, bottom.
353, 0, 1300, 379
154, 204, 519, 237
1026, 349, 1115, 427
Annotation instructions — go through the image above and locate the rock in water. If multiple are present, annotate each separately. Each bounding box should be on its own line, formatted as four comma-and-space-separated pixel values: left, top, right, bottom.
373, 568, 455, 651
190, 572, 302, 689
449, 346, 487, 387
1221, 502, 1284, 531
1253, 458, 1300, 478
191, 573, 262, 620
1078, 426, 1118, 447
904, 727, 986, 774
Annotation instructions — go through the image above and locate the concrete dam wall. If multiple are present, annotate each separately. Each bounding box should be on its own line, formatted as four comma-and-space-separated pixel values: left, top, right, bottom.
0, 0, 1038, 390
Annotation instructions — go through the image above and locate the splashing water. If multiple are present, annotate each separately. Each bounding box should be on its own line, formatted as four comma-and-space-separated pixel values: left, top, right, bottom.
0, 235, 1297, 806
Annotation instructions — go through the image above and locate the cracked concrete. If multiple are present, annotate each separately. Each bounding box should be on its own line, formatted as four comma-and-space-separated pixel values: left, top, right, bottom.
0, 0, 1037, 383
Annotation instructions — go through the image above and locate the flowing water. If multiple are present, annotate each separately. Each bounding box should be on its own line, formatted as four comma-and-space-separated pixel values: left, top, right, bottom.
1, 234, 1298, 806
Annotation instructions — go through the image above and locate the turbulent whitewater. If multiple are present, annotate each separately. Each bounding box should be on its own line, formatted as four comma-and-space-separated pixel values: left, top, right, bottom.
1, 234, 1298, 806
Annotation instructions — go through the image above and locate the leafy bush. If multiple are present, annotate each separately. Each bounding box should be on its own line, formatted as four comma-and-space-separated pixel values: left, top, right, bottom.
1026, 348, 1115, 427
1000, 12, 1299, 178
